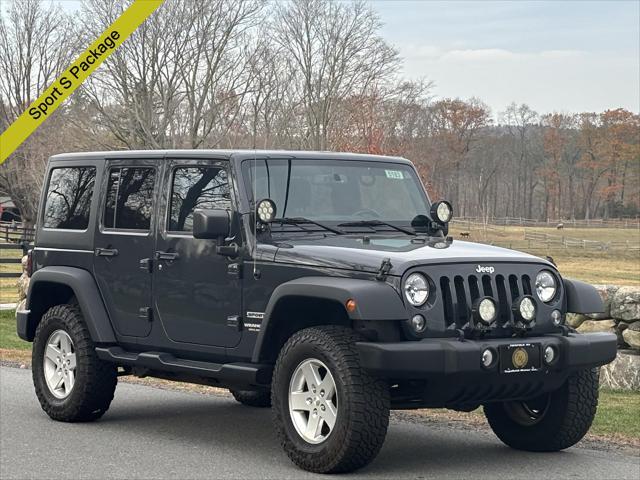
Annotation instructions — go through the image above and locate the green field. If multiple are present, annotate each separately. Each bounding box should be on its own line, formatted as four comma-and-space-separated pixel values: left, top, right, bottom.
450, 223, 640, 286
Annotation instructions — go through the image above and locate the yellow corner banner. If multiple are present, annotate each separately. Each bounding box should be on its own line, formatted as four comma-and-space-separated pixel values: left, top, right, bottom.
0, 0, 164, 164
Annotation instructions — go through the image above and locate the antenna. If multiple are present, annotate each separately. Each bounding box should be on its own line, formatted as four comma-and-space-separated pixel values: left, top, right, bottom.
253, 150, 258, 279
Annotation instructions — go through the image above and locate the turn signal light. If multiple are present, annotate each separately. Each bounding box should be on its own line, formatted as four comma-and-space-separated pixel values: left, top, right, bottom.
345, 299, 357, 313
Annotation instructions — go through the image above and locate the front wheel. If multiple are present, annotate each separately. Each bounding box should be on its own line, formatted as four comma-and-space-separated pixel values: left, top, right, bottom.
32, 304, 118, 422
484, 368, 599, 451
271, 326, 390, 473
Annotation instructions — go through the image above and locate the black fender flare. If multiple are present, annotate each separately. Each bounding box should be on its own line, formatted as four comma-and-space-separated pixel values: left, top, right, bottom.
251, 276, 406, 363
563, 278, 604, 314
21, 266, 116, 343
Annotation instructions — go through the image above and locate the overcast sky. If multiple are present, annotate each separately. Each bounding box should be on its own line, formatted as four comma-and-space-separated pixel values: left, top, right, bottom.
374, 0, 639, 116
22, 0, 640, 117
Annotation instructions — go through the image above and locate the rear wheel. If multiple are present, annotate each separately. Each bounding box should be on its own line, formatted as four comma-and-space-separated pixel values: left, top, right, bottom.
484, 368, 599, 451
230, 389, 271, 408
32, 304, 117, 422
271, 326, 390, 473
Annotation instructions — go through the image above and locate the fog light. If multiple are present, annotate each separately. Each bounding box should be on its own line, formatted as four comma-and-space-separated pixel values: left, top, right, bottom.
473, 297, 497, 326
544, 345, 556, 364
411, 314, 426, 333
514, 296, 536, 323
481, 348, 495, 368
551, 309, 563, 327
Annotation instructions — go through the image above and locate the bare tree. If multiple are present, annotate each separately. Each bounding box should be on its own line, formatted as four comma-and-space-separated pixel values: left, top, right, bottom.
272, 0, 400, 150
501, 103, 539, 218
0, 0, 78, 225
79, 0, 263, 149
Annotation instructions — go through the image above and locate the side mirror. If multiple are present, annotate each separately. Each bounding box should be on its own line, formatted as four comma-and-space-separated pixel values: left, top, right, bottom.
193, 209, 230, 240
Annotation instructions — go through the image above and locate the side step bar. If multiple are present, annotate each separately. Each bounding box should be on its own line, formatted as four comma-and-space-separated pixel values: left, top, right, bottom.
95, 347, 272, 387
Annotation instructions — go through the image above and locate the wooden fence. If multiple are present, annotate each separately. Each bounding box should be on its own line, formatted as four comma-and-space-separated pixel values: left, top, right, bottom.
454, 216, 640, 229
523, 231, 640, 253
0, 241, 32, 278
0, 222, 35, 243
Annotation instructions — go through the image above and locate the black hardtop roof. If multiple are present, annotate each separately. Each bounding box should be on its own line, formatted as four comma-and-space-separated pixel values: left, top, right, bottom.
49, 149, 411, 165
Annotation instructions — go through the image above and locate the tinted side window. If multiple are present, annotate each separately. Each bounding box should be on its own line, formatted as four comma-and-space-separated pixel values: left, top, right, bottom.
104, 167, 155, 230
169, 167, 231, 232
43, 167, 96, 229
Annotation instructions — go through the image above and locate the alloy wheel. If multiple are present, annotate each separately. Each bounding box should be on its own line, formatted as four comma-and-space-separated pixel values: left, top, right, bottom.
288, 358, 338, 444
43, 330, 77, 399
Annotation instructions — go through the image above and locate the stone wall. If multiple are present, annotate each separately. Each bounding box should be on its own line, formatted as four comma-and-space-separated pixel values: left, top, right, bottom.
567, 285, 640, 352
567, 285, 640, 391
16, 255, 29, 312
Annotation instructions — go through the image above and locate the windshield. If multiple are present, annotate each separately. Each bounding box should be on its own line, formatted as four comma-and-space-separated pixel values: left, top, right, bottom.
242, 159, 430, 226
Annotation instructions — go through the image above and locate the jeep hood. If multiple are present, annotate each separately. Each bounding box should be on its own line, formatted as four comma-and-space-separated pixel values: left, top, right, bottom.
272, 236, 551, 276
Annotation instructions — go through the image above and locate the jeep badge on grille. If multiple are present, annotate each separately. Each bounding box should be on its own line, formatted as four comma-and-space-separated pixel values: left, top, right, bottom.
476, 265, 495, 274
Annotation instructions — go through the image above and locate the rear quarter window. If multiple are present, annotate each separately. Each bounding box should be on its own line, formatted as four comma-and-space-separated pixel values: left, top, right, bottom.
43, 167, 96, 230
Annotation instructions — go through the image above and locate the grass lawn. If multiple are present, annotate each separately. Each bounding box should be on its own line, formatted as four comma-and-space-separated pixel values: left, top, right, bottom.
0, 309, 30, 350
592, 389, 640, 439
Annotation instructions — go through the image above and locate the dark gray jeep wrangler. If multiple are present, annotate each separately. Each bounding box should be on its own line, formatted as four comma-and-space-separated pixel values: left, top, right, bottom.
18, 150, 616, 473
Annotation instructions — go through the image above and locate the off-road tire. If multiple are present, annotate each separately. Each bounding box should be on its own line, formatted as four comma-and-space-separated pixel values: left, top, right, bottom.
271, 326, 390, 473
32, 304, 117, 422
230, 389, 271, 407
484, 368, 599, 451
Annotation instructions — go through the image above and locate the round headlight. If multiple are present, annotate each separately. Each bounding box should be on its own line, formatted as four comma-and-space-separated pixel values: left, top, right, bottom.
256, 198, 276, 223
430, 201, 453, 224
404, 273, 429, 306
535, 270, 557, 303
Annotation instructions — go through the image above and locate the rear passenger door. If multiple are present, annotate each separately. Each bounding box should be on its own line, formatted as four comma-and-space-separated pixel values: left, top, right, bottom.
94, 160, 158, 338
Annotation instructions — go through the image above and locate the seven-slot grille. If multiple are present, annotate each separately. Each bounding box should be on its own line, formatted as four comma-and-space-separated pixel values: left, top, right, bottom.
440, 273, 533, 329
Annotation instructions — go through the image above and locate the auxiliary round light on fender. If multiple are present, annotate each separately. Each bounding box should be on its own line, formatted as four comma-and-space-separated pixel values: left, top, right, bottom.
430, 200, 453, 224
256, 198, 277, 223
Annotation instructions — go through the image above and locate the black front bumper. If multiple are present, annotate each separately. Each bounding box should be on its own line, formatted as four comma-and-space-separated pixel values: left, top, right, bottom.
356, 332, 617, 378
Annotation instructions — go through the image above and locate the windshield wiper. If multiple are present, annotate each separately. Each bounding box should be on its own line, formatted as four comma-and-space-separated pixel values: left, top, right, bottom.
274, 217, 345, 235
337, 220, 416, 236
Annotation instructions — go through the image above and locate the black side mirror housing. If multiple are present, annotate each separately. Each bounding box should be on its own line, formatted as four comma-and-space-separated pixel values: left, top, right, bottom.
193, 209, 230, 240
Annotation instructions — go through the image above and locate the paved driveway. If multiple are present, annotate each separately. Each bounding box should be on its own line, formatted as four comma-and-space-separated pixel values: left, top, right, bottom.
1, 366, 638, 479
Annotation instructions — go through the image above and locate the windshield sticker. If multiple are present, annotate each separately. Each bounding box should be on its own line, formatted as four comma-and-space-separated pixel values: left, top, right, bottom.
385, 169, 404, 179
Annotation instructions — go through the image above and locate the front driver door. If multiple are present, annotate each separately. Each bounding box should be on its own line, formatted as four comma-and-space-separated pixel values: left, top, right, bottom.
153, 160, 242, 347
